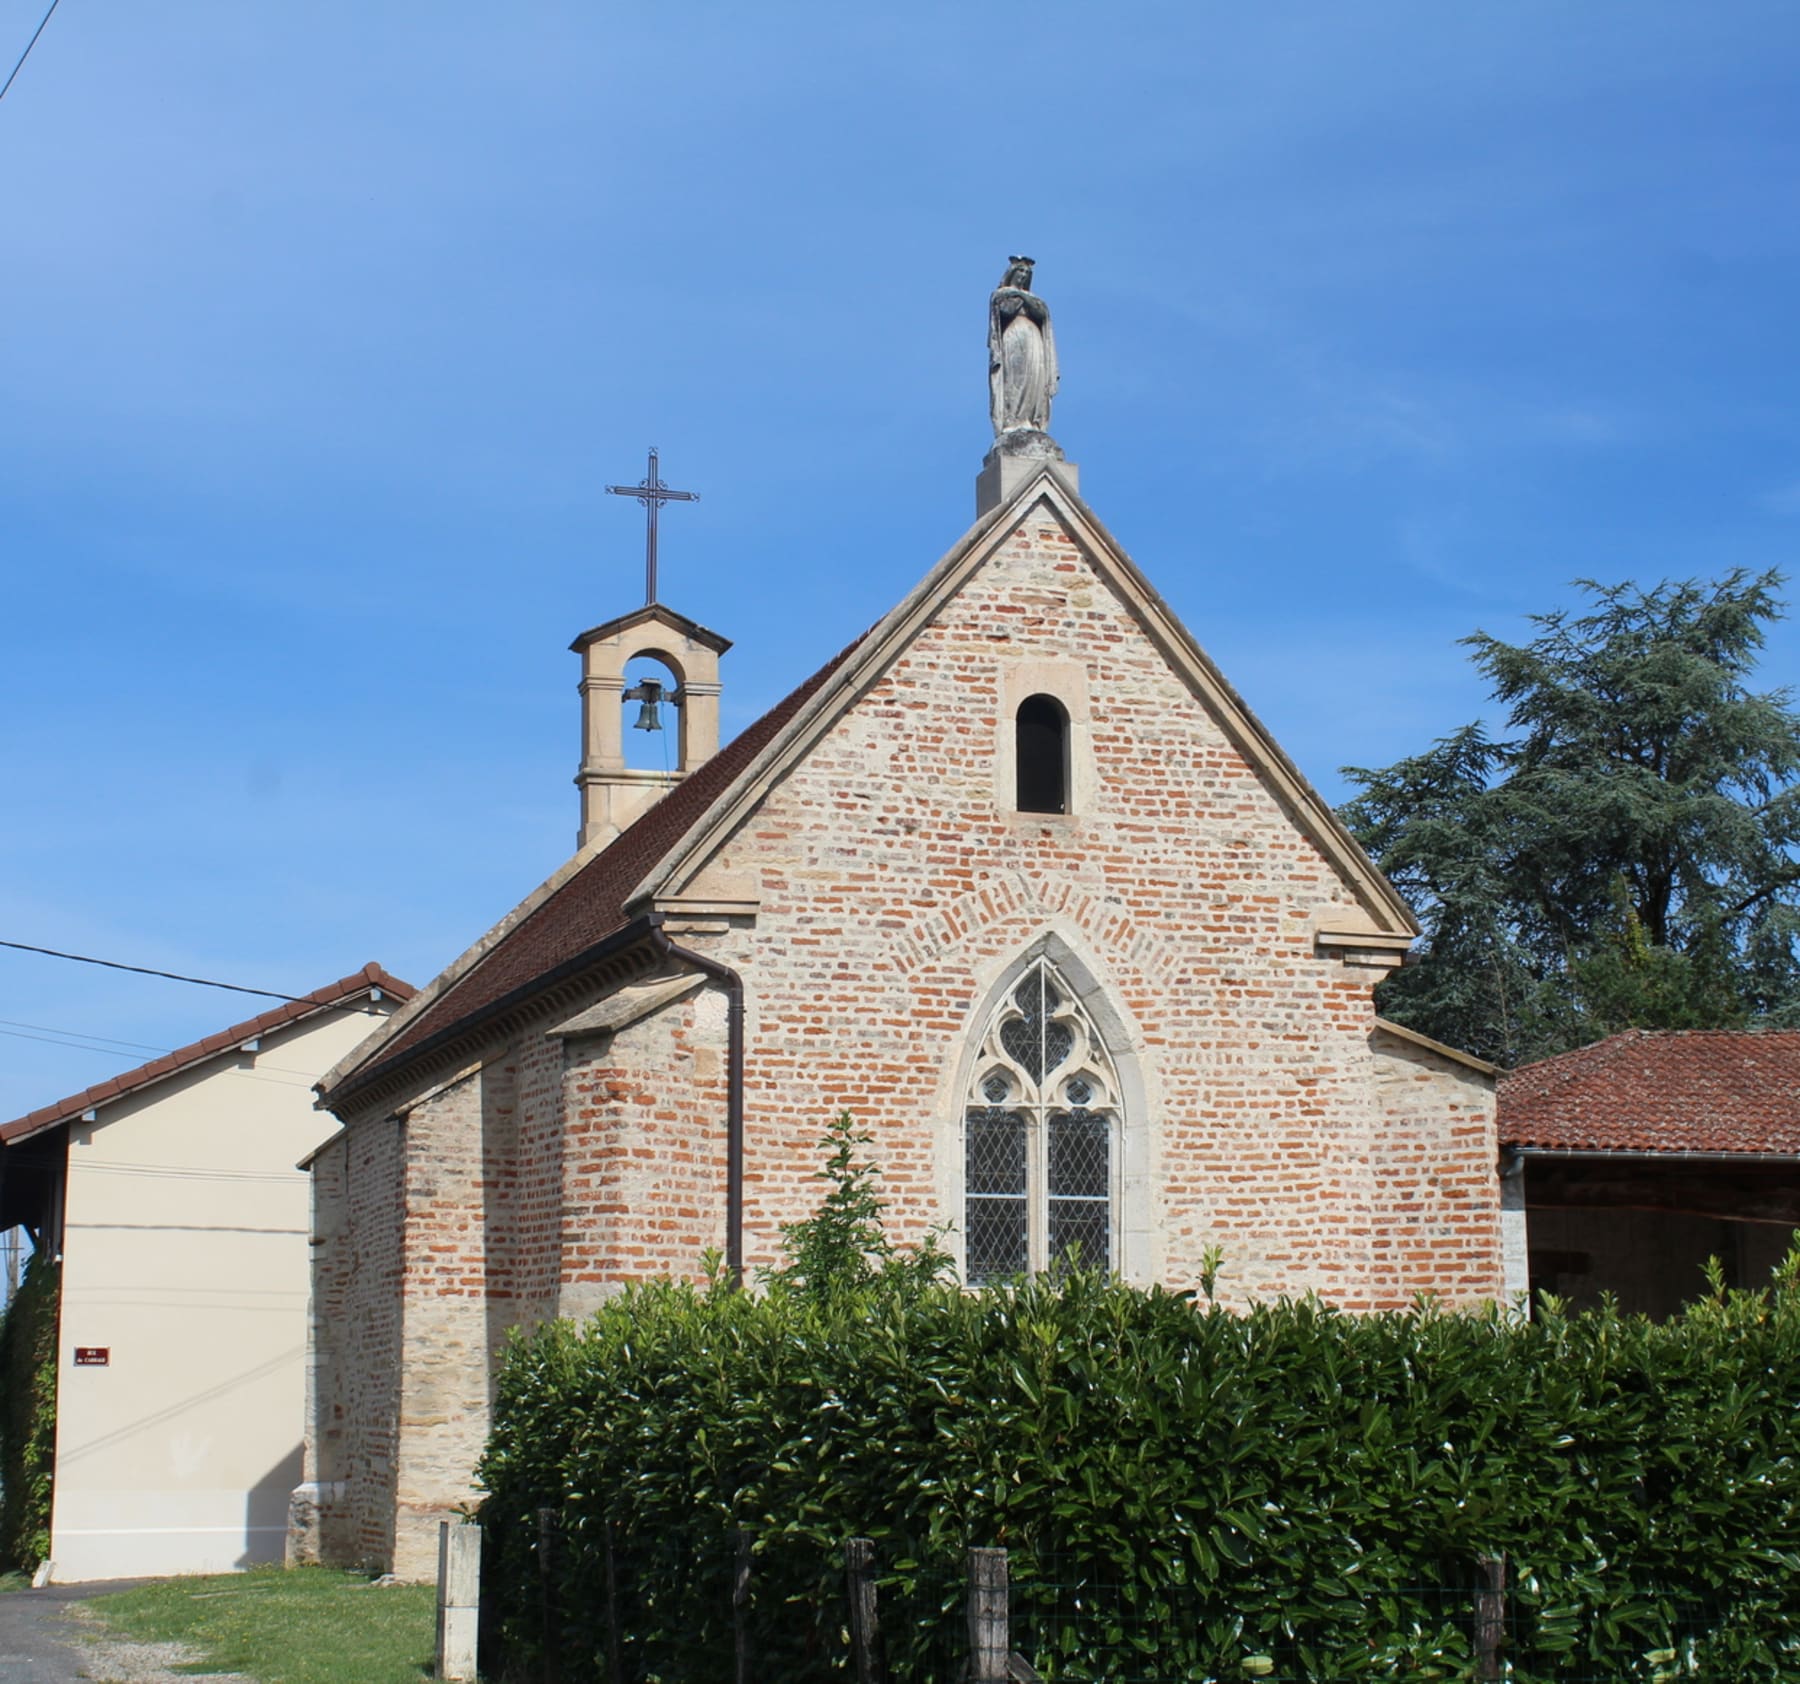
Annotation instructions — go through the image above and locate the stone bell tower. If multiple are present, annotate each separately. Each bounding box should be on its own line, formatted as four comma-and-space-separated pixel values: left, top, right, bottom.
570, 604, 731, 851
573, 447, 730, 850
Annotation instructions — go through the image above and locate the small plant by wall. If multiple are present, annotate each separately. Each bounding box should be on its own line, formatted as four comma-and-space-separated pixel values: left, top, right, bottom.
0, 1252, 58, 1571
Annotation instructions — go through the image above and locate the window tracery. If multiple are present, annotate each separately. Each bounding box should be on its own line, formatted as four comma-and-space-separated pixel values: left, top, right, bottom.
963, 957, 1118, 1283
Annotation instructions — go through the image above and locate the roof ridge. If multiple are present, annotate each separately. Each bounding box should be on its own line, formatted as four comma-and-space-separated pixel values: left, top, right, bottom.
0, 964, 414, 1144
1503, 1024, 1800, 1079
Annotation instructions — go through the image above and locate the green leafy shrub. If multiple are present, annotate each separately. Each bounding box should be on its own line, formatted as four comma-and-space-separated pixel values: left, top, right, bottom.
0, 1252, 58, 1570
762, 1110, 951, 1306
477, 1153, 1800, 1682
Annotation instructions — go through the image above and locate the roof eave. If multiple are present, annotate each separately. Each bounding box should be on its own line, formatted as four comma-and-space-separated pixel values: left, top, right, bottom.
323, 913, 665, 1113
1373, 1017, 1497, 1077
1504, 1145, 1800, 1164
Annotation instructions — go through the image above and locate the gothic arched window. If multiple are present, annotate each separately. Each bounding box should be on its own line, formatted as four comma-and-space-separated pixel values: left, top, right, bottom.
1015, 694, 1069, 814
963, 957, 1118, 1283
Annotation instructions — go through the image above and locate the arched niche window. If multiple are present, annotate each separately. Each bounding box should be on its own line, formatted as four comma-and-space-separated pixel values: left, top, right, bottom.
963, 957, 1118, 1283
1015, 694, 1069, 814
621, 652, 680, 774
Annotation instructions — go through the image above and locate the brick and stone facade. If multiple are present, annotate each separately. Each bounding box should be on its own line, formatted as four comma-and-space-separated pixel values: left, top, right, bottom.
295, 471, 1502, 1579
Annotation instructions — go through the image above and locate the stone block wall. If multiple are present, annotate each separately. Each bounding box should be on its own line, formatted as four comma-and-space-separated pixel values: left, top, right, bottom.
1367, 1028, 1502, 1305
557, 986, 730, 1321
652, 507, 1477, 1306
289, 1132, 348, 1568
295, 1113, 407, 1571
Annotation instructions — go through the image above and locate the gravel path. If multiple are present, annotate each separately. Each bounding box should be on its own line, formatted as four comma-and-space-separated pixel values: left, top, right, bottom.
0, 1585, 251, 1684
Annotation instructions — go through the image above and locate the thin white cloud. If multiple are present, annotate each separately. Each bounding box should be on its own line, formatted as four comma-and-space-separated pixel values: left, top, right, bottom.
1762, 481, 1800, 517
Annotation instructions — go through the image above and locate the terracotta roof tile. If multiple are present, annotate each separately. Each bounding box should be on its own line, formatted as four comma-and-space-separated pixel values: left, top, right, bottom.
0, 963, 415, 1146
1498, 1029, 1800, 1155
339, 627, 872, 1095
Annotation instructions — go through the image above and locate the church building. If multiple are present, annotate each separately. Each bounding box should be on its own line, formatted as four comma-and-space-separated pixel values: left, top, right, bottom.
292, 263, 1507, 1579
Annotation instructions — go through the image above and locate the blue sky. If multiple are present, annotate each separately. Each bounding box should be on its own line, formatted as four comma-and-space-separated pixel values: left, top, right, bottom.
3, 1, 1798, 1118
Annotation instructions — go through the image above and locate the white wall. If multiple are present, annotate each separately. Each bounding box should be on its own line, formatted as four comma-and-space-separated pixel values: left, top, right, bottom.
48, 1000, 392, 1582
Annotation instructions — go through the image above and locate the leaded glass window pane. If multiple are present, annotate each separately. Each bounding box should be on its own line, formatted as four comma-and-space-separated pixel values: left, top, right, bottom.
963, 956, 1121, 1282
1048, 1108, 1110, 1272
965, 1107, 1026, 1196
1049, 1197, 1109, 1274
966, 1197, 1029, 1284
998, 969, 1074, 1083
999, 978, 1046, 1077
965, 1107, 1028, 1284
1048, 1109, 1108, 1200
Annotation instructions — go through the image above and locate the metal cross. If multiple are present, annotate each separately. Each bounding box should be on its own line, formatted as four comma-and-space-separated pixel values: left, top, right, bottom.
605, 447, 699, 606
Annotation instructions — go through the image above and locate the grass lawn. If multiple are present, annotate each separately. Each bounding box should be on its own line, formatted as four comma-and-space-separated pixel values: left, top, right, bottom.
88, 1565, 439, 1683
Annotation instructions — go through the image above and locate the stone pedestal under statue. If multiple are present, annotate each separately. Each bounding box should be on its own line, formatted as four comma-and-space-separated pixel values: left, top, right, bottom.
976, 429, 1080, 515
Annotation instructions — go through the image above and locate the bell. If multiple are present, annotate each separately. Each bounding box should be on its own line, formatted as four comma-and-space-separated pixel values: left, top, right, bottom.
625, 678, 664, 733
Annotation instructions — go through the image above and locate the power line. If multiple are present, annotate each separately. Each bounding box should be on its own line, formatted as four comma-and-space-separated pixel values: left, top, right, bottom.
0, 1017, 168, 1054
0, 1025, 334, 1091
76, 1158, 307, 1185
0, 1029, 169, 1050
0, 1016, 332, 1080
0, 0, 62, 103
0, 939, 383, 1015
0, 1024, 168, 1056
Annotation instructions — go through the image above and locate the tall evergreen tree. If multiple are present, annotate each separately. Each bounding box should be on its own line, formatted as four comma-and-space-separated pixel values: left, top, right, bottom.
1341, 571, 1800, 1066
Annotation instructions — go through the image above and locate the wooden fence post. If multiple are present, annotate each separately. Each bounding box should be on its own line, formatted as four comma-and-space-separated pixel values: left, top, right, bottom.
603, 1516, 623, 1684
434, 1519, 481, 1681
968, 1548, 1009, 1684
1475, 1553, 1506, 1682
537, 1507, 560, 1684
733, 1529, 752, 1684
845, 1536, 883, 1684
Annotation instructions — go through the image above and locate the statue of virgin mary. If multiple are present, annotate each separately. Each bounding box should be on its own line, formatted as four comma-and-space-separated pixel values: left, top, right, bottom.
987, 257, 1059, 438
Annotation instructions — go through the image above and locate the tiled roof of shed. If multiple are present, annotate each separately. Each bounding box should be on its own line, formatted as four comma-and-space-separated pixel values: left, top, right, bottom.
337, 628, 872, 1094
0, 962, 413, 1145
1498, 1028, 1800, 1155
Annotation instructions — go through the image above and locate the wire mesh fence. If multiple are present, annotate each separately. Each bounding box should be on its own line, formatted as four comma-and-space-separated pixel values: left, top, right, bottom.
488, 1512, 1800, 1684
991, 1555, 1797, 1682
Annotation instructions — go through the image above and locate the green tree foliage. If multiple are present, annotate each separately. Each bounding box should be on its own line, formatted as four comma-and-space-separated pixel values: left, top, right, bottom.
0, 1252, 58, 1570
1342, 571, 1800, 1064
478, 1254, 1800, 1683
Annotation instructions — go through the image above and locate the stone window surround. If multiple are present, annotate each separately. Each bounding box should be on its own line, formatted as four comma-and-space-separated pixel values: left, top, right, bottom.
961, 953, 1121, 1279
992, 658, 1094, 821
938, 925, 1157, 1287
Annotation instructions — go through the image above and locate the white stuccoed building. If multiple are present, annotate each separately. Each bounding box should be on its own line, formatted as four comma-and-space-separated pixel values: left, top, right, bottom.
0, 963, 409, 1582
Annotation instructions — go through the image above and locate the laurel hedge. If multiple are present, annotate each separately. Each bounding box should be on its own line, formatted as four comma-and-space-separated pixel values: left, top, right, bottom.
477, 1253, 1800, 1683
